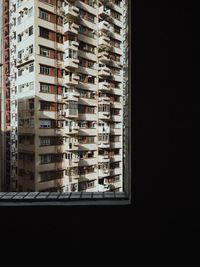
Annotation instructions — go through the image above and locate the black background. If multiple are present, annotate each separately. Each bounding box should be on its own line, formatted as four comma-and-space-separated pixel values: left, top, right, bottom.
0, 0, 200, 257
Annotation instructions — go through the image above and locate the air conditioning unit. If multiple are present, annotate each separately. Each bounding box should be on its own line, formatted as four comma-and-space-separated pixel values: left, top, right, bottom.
23, 7, 28, 13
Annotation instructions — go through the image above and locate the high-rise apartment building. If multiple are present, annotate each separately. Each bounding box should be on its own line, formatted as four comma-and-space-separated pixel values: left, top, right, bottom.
122, 0, 129, 192
0, 0, 126, 193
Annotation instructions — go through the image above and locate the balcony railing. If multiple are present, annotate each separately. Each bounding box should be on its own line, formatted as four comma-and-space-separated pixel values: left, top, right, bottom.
99, 6, 111, 18
99, 81, 110, 91
64, 22, 79, 35
64, 74, 80, 85
99, 20, 111, 33
99, 66, 111, 77
64, 57, 79, 69
62, 4, 79, 17
64, 40, 79, 51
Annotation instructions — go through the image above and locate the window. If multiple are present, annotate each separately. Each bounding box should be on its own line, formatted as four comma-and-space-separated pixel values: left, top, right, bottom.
99, 134, 109, 142
17, 16, 22, 25
39, 27, 49, 39
29, 82, 34, 90
29, 63, 34, 72
57, 52, 63, 61
79, 41, 95, 53
114, 25, 121, 34
87, 181, 95, 188
39, 9, 49, 21
41, 154, 51, 164
29, 45, 33, 54
40, 102, 51, 110
68, 49, 78, 59
40, 120, 51, 128
40, 83, 50, 93
88, 76, 95, 83
29, 99, 34, 110
69, 101, 78, 115
18, 50, 23, 59
56, 33, 63, 43
79, 73, 87, 82
40, 65, 50, 75
29, 26, 33, 36
87, 13, 95, 23
41, 138, 50, 146
40, 46, 50, 57
18, 68, 23, 76
18, 34, 22, 42
99, 104, 110, 112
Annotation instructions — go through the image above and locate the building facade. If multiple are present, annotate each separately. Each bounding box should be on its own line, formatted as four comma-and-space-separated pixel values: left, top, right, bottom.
122, 0, 129, 193
0, 0, 126, 192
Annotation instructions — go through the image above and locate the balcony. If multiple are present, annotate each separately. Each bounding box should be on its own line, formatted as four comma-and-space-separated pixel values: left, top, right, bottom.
110, 155, 122, 162
79, 172, 98, 182
62, 4, 79, 18
99, 6, 111, 18
79, 157, 97, 167
68, 126, 79, 134
110, 114, 122, 121
99, 168, 110, 178
111, 101, 122, 109
110, 128, 122, 135
78, 143, 97, 151
99, 20, 111, 33
72, 125, 80, 131
99, 66, 111, 77
61, 108, 78, 118
64, 142, 79, 151
98, 44, 112, 53
99, 155, 110, 163
110, 168, 122, 176
55, 128, 73, 136
98, 51, 111, 64
98, 96, 110, 102
64, 57, 79, 69
64, 74, 80, 85
98, 184, 110, 192
110, 142, 122, 149
98, 111, 110, 120
63, 158, 79, 168
98, 141, 110, 149
99, 81, 110, 91
64, 40, 79, 51
64, 22, 79, 35
99, 35, 110, 46
65, 173, 79, 180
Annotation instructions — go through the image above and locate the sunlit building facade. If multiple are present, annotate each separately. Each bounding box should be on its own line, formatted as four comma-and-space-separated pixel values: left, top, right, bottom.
0, 0, 126, 192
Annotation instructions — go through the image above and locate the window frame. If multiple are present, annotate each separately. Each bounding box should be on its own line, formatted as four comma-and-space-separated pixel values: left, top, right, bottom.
0, 0, 132, 207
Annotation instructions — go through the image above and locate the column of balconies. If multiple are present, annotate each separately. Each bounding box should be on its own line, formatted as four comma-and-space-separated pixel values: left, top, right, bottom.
97, 0, 123, 192
61, 1, 80, 192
